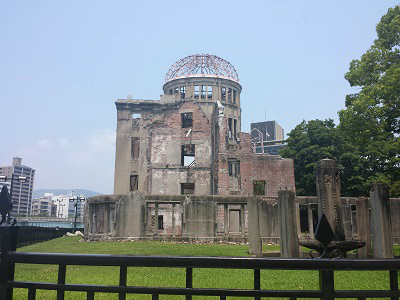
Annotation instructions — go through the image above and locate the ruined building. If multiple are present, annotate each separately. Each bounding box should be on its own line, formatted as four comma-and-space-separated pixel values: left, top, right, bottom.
86, 54, 296, 241
113, 54, 295, 197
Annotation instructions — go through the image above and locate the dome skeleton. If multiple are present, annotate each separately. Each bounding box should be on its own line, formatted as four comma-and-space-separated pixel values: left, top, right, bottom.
165, 54, 239, 83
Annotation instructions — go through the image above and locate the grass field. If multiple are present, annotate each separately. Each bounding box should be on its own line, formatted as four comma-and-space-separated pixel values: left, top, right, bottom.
9, 237, 399, 299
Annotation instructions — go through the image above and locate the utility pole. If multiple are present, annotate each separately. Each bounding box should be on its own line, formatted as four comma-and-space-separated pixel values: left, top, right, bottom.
69, 195, 85, 233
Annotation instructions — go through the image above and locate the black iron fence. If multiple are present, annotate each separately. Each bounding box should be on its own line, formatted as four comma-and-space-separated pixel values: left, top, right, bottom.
15, 226, 74, 247
1, 226, 400, 300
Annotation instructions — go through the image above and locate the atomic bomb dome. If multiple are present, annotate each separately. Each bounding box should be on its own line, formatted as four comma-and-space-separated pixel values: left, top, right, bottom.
165, 54, 239, 83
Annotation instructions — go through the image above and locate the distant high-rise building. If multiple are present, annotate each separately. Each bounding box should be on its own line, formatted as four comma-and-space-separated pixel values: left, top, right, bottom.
251, 121, 286, 155
0, 157, 35, 217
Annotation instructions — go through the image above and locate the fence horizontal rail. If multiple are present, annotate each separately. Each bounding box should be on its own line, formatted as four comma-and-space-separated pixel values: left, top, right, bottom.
8, 252, 400, 270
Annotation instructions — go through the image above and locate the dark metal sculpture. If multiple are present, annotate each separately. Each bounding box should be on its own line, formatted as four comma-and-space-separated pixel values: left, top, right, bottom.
165, 54, 239, 83
0, 186, 16, 226
300, 213, 365, 259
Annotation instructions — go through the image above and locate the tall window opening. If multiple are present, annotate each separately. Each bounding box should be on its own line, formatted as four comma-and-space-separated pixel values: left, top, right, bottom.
158, 215, 164, 230
228, 118, 233, 139
181, 112, 193, 128
228, 160, 240, 177
180, 86, 186, 99
207, 85, 213, 99
194, 86, 199, 99
233, 90, 237, 103
234, 119, 237, 139
181, 144, 195, 166
201, 85, 206, 99
130, 175, 139, 191
174, 87, 179, 94
253, 181, 265, 196
228, 88, 232, 102
221, 87, 226, 101
131, 137, 140, 160
181, 183, 195, 195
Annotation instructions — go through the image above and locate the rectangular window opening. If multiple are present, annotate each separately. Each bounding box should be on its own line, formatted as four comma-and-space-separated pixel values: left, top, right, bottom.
228, 88, 232, 102
181, 112, 193, 128
158, 215, 164, 230
181, 144, 195, 166
201, 85, 206, 99
228, 160, 240, 177
233, 90, 237, 103
132, 113, 141, 120
194, 86, 199, 99
221, 87, 226, 101
169, 89, 173, 95
131, 137, 140, 160
174, 87, 179, 94
253, 180, 265, 196
207, 85, 213, 99
130, 175, 139, 192
181, 183, 195, 195
234, 119, 237, 139
228, 118, 233, 139
180, 86, 186, 99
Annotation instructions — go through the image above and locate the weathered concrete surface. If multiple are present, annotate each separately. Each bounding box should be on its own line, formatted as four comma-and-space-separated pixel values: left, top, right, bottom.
247, 197, 262, 257
356, 197, 371, 258
183, 196, 215, 239
115, 192, 146, 238
316, 159, 345, 240
370, 183, 393, 258
278, 190, 299, 258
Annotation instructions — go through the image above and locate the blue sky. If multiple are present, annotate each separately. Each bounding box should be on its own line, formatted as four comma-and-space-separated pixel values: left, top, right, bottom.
1, 1, 398, 194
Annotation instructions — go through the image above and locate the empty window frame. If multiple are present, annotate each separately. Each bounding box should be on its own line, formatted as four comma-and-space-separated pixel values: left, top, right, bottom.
158, 215, 164, 230
181, 112, 193, 128
221, 87, 226, 101
174, 87, 179, 94
194, 85, 200, 99
180, 86, 186, 99
130, 175, 139, 192
201, 85, 206, 99
207, 85, 213, 99
228, 118, 233, 138
228, 88, 232, 102
253, 180, 265, 196
228, 160, 240, 177
169, 89, 173, 95
234, 119, 237, 139
233, 90, 237, 103
181, 183, 195, 195
131, 137, 140, 160
181, 144, 195, 166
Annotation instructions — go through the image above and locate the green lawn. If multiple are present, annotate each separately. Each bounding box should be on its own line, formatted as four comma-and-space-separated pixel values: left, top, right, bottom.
9, 237, 397, 299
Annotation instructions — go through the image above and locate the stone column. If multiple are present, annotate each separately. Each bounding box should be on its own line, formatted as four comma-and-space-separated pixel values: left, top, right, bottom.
183, 196, 215, 239
370, 183, 393, 258
154, 203, 159, 237
316, 159, 344, 240
172, 204, 176, 239
278, 190, 299, 258
224, 204, 229, 240
115, 192, 145, 238
308, 205, 314, 236
356, 197, 371, 258
240, 204, 246, 242
114, 108, 132, 195
247, 198, 262, 257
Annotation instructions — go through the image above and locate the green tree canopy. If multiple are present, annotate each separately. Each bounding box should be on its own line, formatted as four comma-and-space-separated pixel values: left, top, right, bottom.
339, 5, 400, 196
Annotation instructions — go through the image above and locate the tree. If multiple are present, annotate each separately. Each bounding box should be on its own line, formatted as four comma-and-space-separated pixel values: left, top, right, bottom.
339, 5, 400, 197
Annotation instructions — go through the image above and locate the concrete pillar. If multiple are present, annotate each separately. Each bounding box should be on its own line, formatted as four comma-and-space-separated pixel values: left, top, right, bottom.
172, 204, 176, 239
224, 204, 229, 240
240, 204, 246, 242
183, 196, 215, 239
342, 206, 353, 240
356, 197, 371, 258
104, 204, 109, 234
295, 202, 301, 236
308, 205, 314, 236
278, 190, 299, 258
154, 203, 159, 237
114, 108, 132, 195
247, 198, 262, 257
115, 192, 145, 238
370, 183, 393, 258
316, 159, 344, 240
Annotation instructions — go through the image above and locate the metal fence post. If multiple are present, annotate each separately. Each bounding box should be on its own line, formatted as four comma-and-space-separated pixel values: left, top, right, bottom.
319, 270, 334, 300
0, 227, 11, 299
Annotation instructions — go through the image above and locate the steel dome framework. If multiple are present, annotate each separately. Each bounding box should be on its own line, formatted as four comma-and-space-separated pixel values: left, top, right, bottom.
165, 54, 239, 83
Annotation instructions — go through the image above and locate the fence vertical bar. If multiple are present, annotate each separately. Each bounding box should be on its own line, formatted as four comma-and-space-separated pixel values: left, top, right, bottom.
6, 226, 18, 300
390, 270, 399, 300
87, 291, 94, 300
186, 267, 193, 300
254, 268, 260, 300
0, 228, 10, 300
152, 294, 159, 300
57, 264, 66, 300
319, 270, 334, 300
119, 265, 127, 300
28, 288, 36, 300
